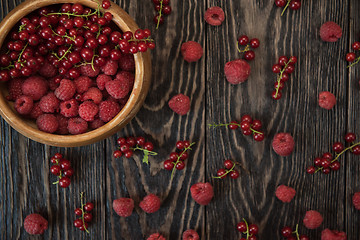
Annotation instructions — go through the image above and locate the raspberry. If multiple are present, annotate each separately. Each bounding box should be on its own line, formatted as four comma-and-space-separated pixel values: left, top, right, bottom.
118, 54, 135, 71
79, 101, 99, 121
204, 6, 225, 26
67, 117, 88, 135
38, 60, 57, 78
181, 41, 203, 62
96, 74, 112, 90
139, 194, 161, 213
190, 182, 214, 205
319, 91, 336, 110
36, 114, 59, 133
56, 114, 69, 135
303, 210, 323, 229
147, 233, 166, 240
224, 59, 251, 84
39, 92, 59, 113
80, 64, 100, 77
116, 71, 135, 90
99, 100, 121, 122
89, 118, 105, 130
112, 198, 134, 217
74, 76, 93, 94
105, 78, 130, 99
320, 21, 342, 42
60, 99, 79, 118
101, 59, 118, 75
275, 185, 296, 203
55, 79, 76, 101
22, 75, 48, 101
168, 94, 190, 115
7, 77, 23, 101
15, 95, 34, 115
182, 229, 199, 240
23, 213, 48, 235
321, 229, 347, 240
29, 102, 43, 119
352, 192, 360, 210
272, 133, 295, 156
83, 87, 103, 104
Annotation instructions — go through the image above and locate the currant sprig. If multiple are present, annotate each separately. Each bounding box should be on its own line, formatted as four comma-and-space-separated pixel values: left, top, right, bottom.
236, 218, 259, 239
45, 5, 100, 18
281, 224, 309, 240
156, 0, 164, 29
170, 142, 195, 179
212, 160, 238, 179
275, 0, 301, 16
73, 192, 94, 233
130, 145, 158, 164
346, 41, 360, 68
272, 56, 297, 100
80, 192, 90, 234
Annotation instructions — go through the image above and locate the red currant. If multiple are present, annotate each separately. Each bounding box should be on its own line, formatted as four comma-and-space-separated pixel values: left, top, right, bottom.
164, 160, 174, 170
176, 141, 185, 150
224, 160, 234, 169
345, 132, 356, 142
332, 142, 344, 153
238, 35, 249, 46
240, 121, 251, 131
144, 142, 154, 151
306, 166, 316, 174
169, 152, 178, 161
278, 56, 288, 66
229, 170, 240, 179
352, 145, 360, 155
322, 152, 333, 160
50, 165, 61, 176
251, 120, 262, 130
229, 120, 239, 130
83, 213, 93, 222
275, 0, 286, 7
272, 64, 282, 73
60, 159, 71, 170
248, 224, 259, 235
346, 52, 356, 62
289, 0, 301, 10
352, 42, 360, 51
102, 0, 111, 9
253, 132, 264, 141
113, 150, 122, 158
74, 218, 83, 228
216, 169, 227, 179
241, 115, 252, 123
136, 137, 146, 146
64, 168, 74, 177
330, 161, 340, 171
84, 202, 94, 212
244, 50, 255, 61
236, 221, 247, 232
314, 157, 322, 167
272, 90, 282, 100
175, 161, 185, 170
249, 38, 260, 49
281, 226, 292, 237
124, 150, 133, 158
59, 177, 71, 188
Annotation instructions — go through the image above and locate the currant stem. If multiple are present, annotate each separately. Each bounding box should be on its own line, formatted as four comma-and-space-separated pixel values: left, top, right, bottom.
242, 218, 251, 239
292, 224, 300, 240
281, 0, 291, 16
236, 42, 250, 53
52, 159, 62, 184
212, 161, 236, 179
55, 44, 73, 61
208, 122, 263, 135
156, 0, 163, 29
348, 56, 360, 68
130, 145, 158, 164
128, 37, 155, 43
275, 58, 293, 98
46, 9, 98, 18
170, 142, 196, 180
17, 42, 29, 63
80, 192, 90, 234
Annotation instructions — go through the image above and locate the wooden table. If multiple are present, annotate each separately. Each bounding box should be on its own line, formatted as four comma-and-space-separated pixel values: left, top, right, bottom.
1, 0, 360, 239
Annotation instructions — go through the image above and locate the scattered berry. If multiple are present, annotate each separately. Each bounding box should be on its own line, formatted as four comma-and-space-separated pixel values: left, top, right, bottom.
24, 213, 48, 235
147, 233, 166, 240
318, 91, 336, 110
275, 0, 301, 16
74, 192, 93, 233
272, 133, 295, 156
112, 198, 134, 217
303, 210, 323, 229
139, 194, 161, 213
204, 6, 225, 26
224, 59, 251, 84
168, 93, 191, 115
271, 56, 297, 100
275, 185, 296, 203
352, 192, 360, 210
321, 228, 347, 240
163, 141, 195, 178
181, 41, 203, 63
182, 229, 199, 240
190, 182, 214, 206
320, 21, 342, 42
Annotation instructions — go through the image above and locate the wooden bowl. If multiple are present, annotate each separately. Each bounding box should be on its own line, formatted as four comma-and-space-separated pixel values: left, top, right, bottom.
0, 0, 151, 147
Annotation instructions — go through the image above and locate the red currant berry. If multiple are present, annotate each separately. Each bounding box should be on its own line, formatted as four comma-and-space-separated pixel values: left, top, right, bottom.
74, 218, 83, 228
346, 52, 356, 62
236, 221, 247, 232
153, 15, 164, 25
163, 5, 172, 15
253, 132, 265, 141
136, 137, 146, 146
289, 56, 298, 64
78, 222, 89, 231
345, 132, 356, 142
352, 145, 360, 155
113, 150, 122, 158
244, 50, 255, 61
289, 0, 301, 10
274, 81, 284, 90
144, 142, 154, 151
241, 115, 252, 123
322, 152, 333, 160
314, 157, 322, 167
352, 42, 360, 51
332, 142, 344, 153
272, 64, 282, 73
248, 236, 257, 240
164, 160, 174, 170
64, 168, 74, 177
275, 0, 286, 7
124, 150, 133, 158
176, 141, 185, 150
306, 166, 316, 174
50, 157, 58, 164
183, 141, 191, 148
176, 161, 185, 170
272, 90, 282, 100
60, 159, 71, 170
330, 161, 340, 171
278, 56, 288, 66
120, 143, 130, 153
54, 153, 63, 159
229, 170, 240, 179
321, 159, 331, 169
224, 159, 234, 169
248, 224, 259, 235
322, 168, 331, 174
280, 72, 289, 82
251, 120, 262, 130
126, 137, 136, 147
74, 208, 82, 216
134, 29, 145, 40
50, 165, 61, 176
84, 213, 93, 222
180, 152, 188, 160
240, 121, 251, 131
284, 65, 295, 74
216, 169, 227, 179
238, 35, 249, 46
229, 120, 239, 130
117, 137, 126, 145
59, 177, 71, 188
169, 152, 178, 161
249, 38, 260, 49
104, 12, 113, 21
242, 129, 252, 136
84, 202, 94, 212
281, 226, 292, 237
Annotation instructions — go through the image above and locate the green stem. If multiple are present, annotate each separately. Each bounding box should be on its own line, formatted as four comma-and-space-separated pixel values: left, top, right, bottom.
170, 142, 196, 180
293, 224, 299, 240
80, 192, 90, 234
348, 56, 360, 68
17, 42, 29, 63
243, 218, 250, 239
212, 161, 236, 179
156, 0, 163, 29
208, 122, 263, 135
46, 10, 98, 18
57, 44, 73, 61
236, 42, 250, 53
281, 0, 291, 16
130, 145, 158, 164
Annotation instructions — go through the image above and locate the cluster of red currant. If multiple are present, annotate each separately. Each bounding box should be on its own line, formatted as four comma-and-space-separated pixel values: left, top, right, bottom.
153, 0, 171, 29
237, 35, 260, 61
74, 192, 94, 233
275, 0, 301, 16
281, 225, 309, 240
113, 136, 157, 164
236, 219, 259, 240
50, 153, 73, 188
213, 159, 240, 179
163, 141, 195, 179
209, 114, 265, 142
307, 132, 360, 175
345, 41, 360, 67
271, 56, 297, 100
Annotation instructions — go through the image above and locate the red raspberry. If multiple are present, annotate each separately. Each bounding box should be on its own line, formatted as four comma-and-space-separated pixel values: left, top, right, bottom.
67, 117, 88, 135
60, 99, 79, 118
118, 54, 135, 71
116, 71, 135, 90
79, 101, 99, 121
181, 41, 203, 62
321, 229, 347, 240
36, 114, 59, 133
105, 78, 130, 99
182, 229, 199, 240
303, 210, 323, 229
83, 87, 103, 104
96, 74, 112, 90
275, 185, 296, 203
15, 95, 33, 115
318, 91, 336, 110
89, 118, 105, 130
168, 94, 190, 115
112, 198, 134, 217
29, 102, 43, 119
74, 76, 93, 94
55, 79, 76, 101
38, 60, 57, 78
80, 64, 100, 77
56, 114, 69, 135
23, 213, 48, 235
139, 194, 161, 213
352, 192, 360, 210
101, 59, 118, 75
147, 233, 166, 240
22, 75, 48, 101
320, 21, 342, 42
224, 59, 251, 84
272, 133, 295, 156
39, 92, 59, 113
190, 182, 214, 206
99, 100, 121, 122
7, 77, 23, 101
204, 6, 225, 26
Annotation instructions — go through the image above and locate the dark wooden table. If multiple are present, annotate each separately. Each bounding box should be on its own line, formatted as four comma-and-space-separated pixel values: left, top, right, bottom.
1, 0, 360, 239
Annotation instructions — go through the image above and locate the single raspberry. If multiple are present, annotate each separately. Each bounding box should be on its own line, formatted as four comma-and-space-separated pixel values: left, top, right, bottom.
89, 118, 105, 130
55, 79, 76, 101
38, 60, 57, 78
147, 233, 166, 240
321, 229, 347, 240
275, 185, 296, 203
23, 213, 48, 235
272, 133, 295, 156
112, 198, 134, 217
29, 102, 43, 119
83, 87, 103, 104
139, 194, 161, 213
118, 54, 135, 71
204, 6, 225, 26
22, 75, 48, 101
116, 71, 135, 90
105, 78, 130, 99
60, 99, 79, 118
15, 95, 34, 115
96, 74, 112, 90
182, 229, 199, 240
36, 114, 59, 133
80, 64, 100, 77
48, 76, 61, 91
99, 100, 121, 122
319, 91, 336, 110
181, 41, 203, 62
168, 94, 190, 115
39, 92, 59, 113
224, 59, 251, 84
67, 117, 88, 135
303, 210, 323, 229
56, 114, 69, 135
352, 192, 360, 210
190, 182, 214, 205
79, 101, 99, 121
320, 21, 342, 42
101, 59, 118, 75
7, 77, 23, 101
74, 76, 93, 94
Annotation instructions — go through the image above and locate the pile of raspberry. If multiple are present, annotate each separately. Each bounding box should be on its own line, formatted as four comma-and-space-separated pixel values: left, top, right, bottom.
0, 3, 154, 135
